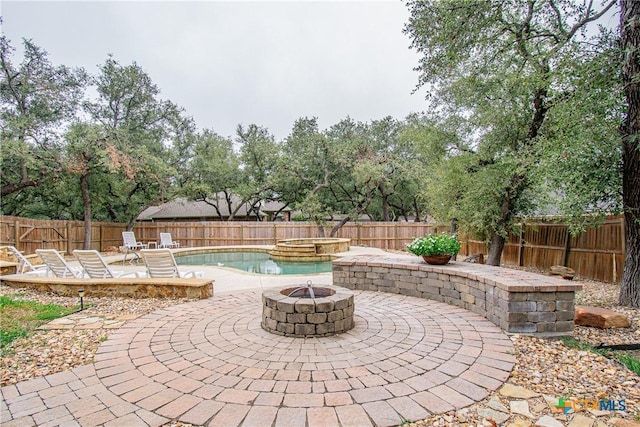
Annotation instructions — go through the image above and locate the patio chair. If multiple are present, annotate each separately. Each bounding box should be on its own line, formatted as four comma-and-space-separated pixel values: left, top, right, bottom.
35, 249, 84, 278
122, 231, 148, 251
159, 233, 180, 249
5, 246, 48, 276
140, 249, 203, 278
73, 250, 144, 278
122, 231, 148, 265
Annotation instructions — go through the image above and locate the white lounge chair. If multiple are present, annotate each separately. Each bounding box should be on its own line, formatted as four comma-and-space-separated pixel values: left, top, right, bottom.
4, 246, 48, 276
122, 231, 148, 251
122, 231, 148, 265
140, 249, 203, 278
73, 250, 144, 278
35, 249, 84, 278
159, 233, 180, 249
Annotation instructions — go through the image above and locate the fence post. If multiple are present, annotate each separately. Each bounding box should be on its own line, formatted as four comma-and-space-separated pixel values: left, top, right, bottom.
619, 216, 625, 283
620, 215, 626, 257
14, 219, 20, 250
562, 225, 571, 267
67, 223, 73, 255
518, 222, 525, 266
394, 223, 399, 250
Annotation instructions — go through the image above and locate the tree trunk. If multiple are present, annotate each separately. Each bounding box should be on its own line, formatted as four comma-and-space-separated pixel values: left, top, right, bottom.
618, 0, 640, 307
80, 174, 92, 250
619, 213, 640, 307
379, 183, 390, 221
330, 216, 351, 237
450, 218, 458, 235
486, 233, 505, 266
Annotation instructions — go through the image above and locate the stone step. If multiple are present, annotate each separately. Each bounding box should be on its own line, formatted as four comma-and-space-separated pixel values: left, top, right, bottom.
272, 244, 317, 254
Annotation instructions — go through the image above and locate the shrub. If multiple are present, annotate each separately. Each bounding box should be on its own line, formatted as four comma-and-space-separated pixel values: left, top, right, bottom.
406, 233, 461, 257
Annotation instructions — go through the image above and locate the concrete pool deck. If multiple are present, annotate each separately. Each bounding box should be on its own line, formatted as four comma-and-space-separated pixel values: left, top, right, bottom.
188, 246, 393, 294
0, 247, 516, 426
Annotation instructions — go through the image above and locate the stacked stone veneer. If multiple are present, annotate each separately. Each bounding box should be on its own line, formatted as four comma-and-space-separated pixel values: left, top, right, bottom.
262, 285, 355, 337
0, 275, 214, 299
332, 255, 582, 336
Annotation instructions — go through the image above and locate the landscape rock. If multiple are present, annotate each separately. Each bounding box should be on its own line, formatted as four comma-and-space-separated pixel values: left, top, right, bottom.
464, 253, 484, 263
575, 306, 631, 329
507, 418, 533, 427
510, 400, 535, 419
611, 420, 640, 427
550, 265, 575, 280
477, 407, 510, 424
500, 384, 540, 399
611, 419, 640, 427
535, 415, 565, 427
487, 396, 509, 413
568, 414, 595, 427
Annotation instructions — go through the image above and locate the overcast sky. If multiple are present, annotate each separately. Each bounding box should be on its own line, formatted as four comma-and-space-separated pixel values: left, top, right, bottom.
2, 1, 427, 140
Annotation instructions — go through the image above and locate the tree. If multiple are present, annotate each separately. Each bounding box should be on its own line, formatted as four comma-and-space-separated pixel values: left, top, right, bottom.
0, 36, 86, 203
275, 117, 368, 235
404, 0, 617, 265
84, 56, 194, 229
64, 123, 113, 248
323, 117, 377, 233
181, 129, 240, 219
234, 124, 279, 220
397, 113, 458, 222
618, 0, 640, 307
276, 117, 334, 232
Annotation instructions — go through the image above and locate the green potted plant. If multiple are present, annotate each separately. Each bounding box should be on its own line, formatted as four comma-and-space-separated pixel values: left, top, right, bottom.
406, 233, 461, 265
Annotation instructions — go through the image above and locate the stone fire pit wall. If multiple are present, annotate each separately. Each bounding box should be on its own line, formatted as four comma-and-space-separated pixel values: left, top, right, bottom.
262, 285, 354, 337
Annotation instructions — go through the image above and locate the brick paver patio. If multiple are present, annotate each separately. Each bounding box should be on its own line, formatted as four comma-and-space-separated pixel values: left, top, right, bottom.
1, 290, 515, 426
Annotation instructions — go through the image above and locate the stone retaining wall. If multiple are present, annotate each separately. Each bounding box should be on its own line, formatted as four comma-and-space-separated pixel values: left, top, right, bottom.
0, 275, 214, 299
332, 255, 582, 336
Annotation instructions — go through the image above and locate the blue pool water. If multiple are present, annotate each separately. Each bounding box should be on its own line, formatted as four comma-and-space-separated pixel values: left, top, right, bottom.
175, 251, 333, 275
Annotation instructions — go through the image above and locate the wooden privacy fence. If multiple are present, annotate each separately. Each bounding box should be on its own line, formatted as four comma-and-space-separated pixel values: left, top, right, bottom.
0, 216, 127, 256
0, 216, 447, 254
131, 221, 450, 250
0, 215, 626, 283
463, 216, 625, 283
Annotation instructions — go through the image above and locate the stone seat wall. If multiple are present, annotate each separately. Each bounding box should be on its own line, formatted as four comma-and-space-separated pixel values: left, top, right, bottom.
332, 255, 582, 336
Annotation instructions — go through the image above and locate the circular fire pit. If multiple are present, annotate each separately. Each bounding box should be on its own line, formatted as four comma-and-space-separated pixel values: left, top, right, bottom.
261, 283, 354, 337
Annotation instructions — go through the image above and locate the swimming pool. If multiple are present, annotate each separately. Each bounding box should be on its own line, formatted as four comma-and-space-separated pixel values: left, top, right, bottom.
175, 251, 333, 275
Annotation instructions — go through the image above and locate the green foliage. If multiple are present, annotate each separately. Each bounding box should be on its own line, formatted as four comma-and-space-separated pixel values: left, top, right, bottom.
1, 40, 195, 227
0, 36, 87, 206
0, 295, 76, 353
181, 129, 240, 216
83, 56, 193, 225
234, 124, 280, 216
406, 233, 461, 257
404, 0, 620, 262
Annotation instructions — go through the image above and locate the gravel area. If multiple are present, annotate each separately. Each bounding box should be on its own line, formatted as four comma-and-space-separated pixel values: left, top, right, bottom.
1, 274, 638, 426
0, 285, 193, 386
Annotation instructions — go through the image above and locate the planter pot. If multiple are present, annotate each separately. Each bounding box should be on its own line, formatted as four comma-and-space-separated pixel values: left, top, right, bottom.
421, 254, 452, 265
